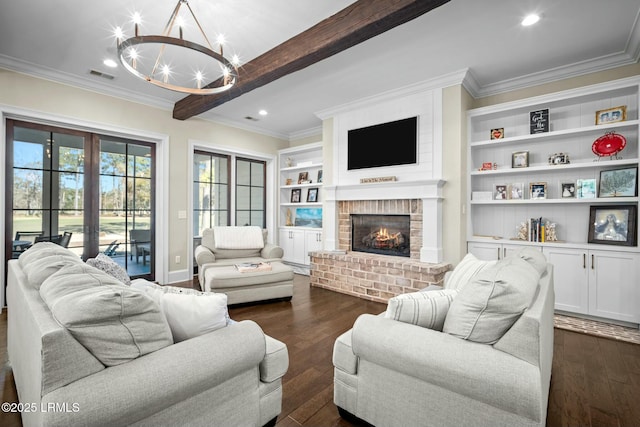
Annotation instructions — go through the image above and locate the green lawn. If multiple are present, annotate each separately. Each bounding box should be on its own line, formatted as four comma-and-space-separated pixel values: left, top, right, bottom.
13, 215, 150, 236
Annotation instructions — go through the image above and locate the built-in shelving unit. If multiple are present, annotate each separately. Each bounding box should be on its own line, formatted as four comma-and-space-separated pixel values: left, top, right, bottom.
467, 78, 640, 325
277, 143, 323, 270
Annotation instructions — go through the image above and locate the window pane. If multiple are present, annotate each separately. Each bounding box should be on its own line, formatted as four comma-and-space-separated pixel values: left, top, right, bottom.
101, 142, 127, 176
213, 211, 227, 227
251, 187, 264, 207
236, 211, 250, 226
194, 154, 212, 183
13, 169, 43, 210
197, 183, 211, 210
56, 133, 85, 173
215, 157, 228, 183
251, 162, 264, 186
13, 128, 50, 169
58, 172, 84, 210
236, 186, 250, 209
100, 175, 126, 211
236, 160, 251, 185
251, 211, 264, 226
214, 184, 228, 210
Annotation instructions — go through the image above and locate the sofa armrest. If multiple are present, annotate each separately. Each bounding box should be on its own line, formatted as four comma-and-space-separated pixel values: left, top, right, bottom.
333, 329, 357, 374
42, 320, 269, 426
195, 245, 216, 266
261, 243, 283, 259
260, 335, 289, 382
350, 314, 543, 422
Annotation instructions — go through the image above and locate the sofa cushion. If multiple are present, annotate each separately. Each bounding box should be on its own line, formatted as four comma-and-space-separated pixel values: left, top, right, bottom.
21, 251, 83, 289
385, 289, 458, 331
443, 256, 541, 344
509, 246, 547, 275
131, 279, 229, 342
86, 253, 131, 285
446, 253, 497, 291
18, 241, 68, 267
40, 267, 173, 366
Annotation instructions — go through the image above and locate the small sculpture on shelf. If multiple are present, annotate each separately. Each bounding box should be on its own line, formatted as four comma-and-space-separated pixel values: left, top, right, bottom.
545, 221, 558, 242
285, 208, 293, 226
285, 157, 293, 167
516, 222, 529, 241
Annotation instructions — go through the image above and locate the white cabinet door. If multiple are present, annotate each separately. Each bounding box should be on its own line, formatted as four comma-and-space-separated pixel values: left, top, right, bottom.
305, 230, 323, 265
467, 242, 500, 260
279, 229, 306, 264
544, 247, 589, 315
589, 250, 639, 323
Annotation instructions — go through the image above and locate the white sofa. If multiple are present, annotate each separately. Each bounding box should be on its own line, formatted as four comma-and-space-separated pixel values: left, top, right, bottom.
7, 243, 289, 427
333, 248, 555, 427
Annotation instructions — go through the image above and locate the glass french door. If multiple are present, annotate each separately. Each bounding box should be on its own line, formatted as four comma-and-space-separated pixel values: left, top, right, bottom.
5, 120, 155, 279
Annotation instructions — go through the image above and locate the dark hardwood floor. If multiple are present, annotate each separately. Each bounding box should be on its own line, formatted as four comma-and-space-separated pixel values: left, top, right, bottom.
2, 274, 640, 426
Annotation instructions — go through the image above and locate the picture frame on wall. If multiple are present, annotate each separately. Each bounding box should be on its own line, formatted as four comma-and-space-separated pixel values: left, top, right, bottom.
588, 205, 637, 246
512, 151, 529, 168
529, 182, 547, 199
307, 187, 319, 202
598, 167, 638, 197
291, 188, 301, 203
577, 179, 597, 199
595, 105, 627, 125
560, 182, 576, 198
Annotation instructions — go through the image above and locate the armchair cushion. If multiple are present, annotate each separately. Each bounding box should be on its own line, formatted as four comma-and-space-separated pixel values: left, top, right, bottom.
385, 288, 458, 331
443, 256, 541, 344
445, 253, 496, 291
213, 226, 265, 249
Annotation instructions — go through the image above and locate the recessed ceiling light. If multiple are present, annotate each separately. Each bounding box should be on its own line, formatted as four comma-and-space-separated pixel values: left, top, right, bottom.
258, 109, 268, 116
521, 14, 540, 26
103, 59, 118, 68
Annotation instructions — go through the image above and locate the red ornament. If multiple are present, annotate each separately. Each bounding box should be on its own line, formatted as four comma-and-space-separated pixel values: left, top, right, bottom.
592, 132, 626, 157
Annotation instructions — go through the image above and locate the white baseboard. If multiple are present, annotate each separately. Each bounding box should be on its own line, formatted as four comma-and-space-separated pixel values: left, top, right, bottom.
166, 268, 191, 284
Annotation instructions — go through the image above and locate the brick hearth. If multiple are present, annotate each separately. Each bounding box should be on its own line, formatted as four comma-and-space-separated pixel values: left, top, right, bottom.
310, 251, 451, 303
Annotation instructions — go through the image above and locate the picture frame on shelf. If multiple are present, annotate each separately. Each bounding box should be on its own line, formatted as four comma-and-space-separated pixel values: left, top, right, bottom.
530, 109, 549, 134
529, 182, 547, 199
285, 178, 293, 186
560, 182, 576, 198
598, 167, 638, 197
548, 152, 570, 165
588, 205, 637, 246
576, 179, 597, 199
307, 187, 319, 202
298, 171, 309, 184
490, 128, 504, 140
494, 184, 507, 200
291, 188, 301, 203
507, 183, 524, 200
512, 151, 529, 168
294, 208, 322, 228
595, 105, 627, 125
317, 170, 323, 183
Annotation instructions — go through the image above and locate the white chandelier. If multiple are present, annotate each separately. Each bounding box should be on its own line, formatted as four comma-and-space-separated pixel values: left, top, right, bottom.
114, 0, 239, 95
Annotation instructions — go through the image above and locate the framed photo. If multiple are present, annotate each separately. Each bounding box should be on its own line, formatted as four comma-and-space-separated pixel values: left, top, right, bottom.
560, 182, 576, 198
530, 109, 549, 134
507, 183, 524, 200
291, 188, 301, 203
548, 152, 570, 165
595, 105, 627, 125
576, 179, 597, 199
588, 205, 637, 246
512, 151, 529, 168
494, 184, 507, 200
307, 187, 319, 202
294, 208, 322, 228
297, 171, 308, 184
598, 167, 638, 197
490, 128, 504, 140
529, 182, 547, 199
317, 170, 323, 183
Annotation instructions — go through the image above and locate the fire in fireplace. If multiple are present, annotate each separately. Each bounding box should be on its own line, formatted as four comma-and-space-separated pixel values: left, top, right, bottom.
351, 214, 410, 257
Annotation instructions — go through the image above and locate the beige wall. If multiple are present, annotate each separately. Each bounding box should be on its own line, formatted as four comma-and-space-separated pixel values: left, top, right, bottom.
0, 69, 288, 279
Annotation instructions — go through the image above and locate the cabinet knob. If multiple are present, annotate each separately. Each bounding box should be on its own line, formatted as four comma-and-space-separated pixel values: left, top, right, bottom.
583, 253, 586, 269
591, 254, 594, 270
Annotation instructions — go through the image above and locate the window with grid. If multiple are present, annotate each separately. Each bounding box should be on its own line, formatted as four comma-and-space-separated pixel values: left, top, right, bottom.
193, 151, 230, 236
235, 157, 266, 227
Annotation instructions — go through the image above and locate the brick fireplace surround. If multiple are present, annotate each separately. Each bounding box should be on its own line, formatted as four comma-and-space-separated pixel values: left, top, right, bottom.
310, 199, 451, 303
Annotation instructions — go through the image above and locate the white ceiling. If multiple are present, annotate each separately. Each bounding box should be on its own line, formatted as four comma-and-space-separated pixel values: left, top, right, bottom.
1, 0, 639, 140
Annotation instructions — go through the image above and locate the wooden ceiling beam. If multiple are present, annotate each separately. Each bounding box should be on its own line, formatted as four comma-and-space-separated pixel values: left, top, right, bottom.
172, 0, 450, 120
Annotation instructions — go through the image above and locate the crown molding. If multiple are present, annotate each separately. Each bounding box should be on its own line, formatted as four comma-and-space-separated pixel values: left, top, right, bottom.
288, 126, 322, 142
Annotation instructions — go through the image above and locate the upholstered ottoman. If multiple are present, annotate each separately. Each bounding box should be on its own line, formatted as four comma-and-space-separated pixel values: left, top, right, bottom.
203, 261, 294, 305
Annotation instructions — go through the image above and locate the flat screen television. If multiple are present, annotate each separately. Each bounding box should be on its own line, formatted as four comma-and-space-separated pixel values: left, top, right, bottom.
347, 117, 417, 170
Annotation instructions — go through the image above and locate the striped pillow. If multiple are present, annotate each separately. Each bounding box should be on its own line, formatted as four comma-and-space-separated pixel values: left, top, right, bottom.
446, 253, 497, 291
385, 289, 458, 331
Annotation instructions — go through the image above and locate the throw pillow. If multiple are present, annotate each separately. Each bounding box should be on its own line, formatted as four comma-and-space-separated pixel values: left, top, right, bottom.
386, 289, 459, 331
508, 246, 547, 275
446, 253, 497, 291
131, 279, 230, 342
22, 251, 84, 289
40, 269, 172, 367
86, 253, 131, 285
443, 256, 541, 344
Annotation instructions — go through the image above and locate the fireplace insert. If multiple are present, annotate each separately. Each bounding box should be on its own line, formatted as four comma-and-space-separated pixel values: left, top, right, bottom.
351, 214, 410, 257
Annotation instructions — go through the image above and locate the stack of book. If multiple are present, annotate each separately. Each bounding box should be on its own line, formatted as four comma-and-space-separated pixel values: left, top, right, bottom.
529, 217, 546, 242
235, 262, 272, 273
